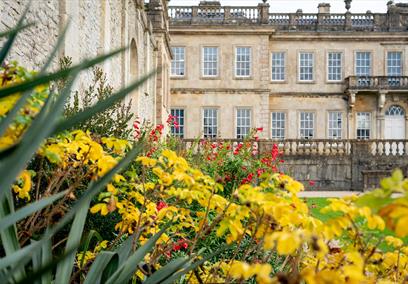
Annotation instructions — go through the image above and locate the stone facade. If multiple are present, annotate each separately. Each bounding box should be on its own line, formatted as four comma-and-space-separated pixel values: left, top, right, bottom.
168, 1, 408, 140
0, 0, 171, 125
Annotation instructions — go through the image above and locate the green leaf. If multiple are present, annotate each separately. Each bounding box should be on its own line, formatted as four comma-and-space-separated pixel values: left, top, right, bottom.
105, 224, 170, 284
84, 251, 118, 284
53, 68, 158, 134
143, 257, 189, 284
55, 203, 90, 284
0, 190, 67, 231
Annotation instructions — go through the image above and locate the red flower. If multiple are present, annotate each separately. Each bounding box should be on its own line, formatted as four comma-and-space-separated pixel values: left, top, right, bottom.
257, 168, 265, 177
271, 144, 279, 161
156, 201, 168, 211
256, 127, 263, 132
309, 180, 316, 186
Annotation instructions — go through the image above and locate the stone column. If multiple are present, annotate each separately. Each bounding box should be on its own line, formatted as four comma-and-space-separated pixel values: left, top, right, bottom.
377, 114, 385, 139
405, 115, 408, 139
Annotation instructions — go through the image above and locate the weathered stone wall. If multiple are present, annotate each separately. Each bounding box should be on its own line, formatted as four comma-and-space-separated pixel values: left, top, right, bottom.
0, 0, 171, 126
0, 0, 60, 69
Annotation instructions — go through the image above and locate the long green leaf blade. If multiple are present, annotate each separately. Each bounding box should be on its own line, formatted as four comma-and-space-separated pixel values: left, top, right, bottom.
0, 23, 33, 38
143, 257, 189, 284
84, 251, 118, 284
0, 190, 67, 231
0, 47, 126, 99
0, 22, 70, 137
55, 203, 90, 284
105, 224, 170, 284
0, 2, 31, 65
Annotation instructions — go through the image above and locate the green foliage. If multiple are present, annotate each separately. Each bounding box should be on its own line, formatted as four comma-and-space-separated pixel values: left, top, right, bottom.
62, 56, 134, 139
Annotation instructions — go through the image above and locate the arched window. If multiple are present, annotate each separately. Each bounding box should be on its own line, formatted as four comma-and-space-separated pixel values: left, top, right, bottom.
385, 105, 405, 116
130, 39, 138, 78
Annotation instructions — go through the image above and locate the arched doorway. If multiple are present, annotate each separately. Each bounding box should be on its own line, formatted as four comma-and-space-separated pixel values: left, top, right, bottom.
385, 105, 405, 139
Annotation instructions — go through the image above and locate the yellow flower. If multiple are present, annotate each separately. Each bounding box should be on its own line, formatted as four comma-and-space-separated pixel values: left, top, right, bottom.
385, 236, 403, 248
90, 203, 109, 215
12, 170, 32, 201
136, 156, 157, 167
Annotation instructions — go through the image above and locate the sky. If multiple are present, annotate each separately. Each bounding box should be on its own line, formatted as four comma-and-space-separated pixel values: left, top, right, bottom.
168, 0, 392, 13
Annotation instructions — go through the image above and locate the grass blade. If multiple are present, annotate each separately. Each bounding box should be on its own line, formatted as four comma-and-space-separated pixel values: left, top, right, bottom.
143, 257, 190, 284
0, 190, 67, 231
105, 224, 170, 284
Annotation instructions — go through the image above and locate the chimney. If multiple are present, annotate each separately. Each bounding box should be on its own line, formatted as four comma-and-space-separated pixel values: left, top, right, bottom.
318, 3, 331, 14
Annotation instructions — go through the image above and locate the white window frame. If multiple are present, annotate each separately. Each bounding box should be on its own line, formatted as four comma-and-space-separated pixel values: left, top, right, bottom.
355, 51, 372, 76
271, 52, 286, 81
203, 108, 218, 138
236, 108, 251, 139
170, 108, 185, 138
202, 47, 219, 77
171, 47, 185, 77
387, 51, 402, 76
299, 112, 315, 139
235, 47, 251, 78
328, 111, 342, 139
356, 112, 371, 140
271, 112, 286, 139
327, 52, 343, 82
298, 52, 314, 82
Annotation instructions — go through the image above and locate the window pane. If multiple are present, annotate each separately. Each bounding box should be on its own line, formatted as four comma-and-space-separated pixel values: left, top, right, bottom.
328, 111, 342, 139
300, 112, 314, 139
236, 109, 251, 139
356, 52, 371, 86
203, 47, 218, 77
271, 52, 285, 81
236, 47, 251, 77
170, 108, 185, 138
271, 112, 285, 139
299, 52, 314, 81
203, 108, 218, 138
328, 52, 342, 81
171, 47, 185, 76
356, 112, 371, 139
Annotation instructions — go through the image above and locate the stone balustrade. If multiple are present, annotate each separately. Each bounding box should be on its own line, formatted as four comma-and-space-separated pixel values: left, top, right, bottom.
178, 139, 408, 191
346, 76, 408, 90
179, 139, 408, 157
169, 4, 408, 31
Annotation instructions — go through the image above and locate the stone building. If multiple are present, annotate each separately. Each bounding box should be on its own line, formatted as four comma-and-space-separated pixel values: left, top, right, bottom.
0, 0, 171, 125
168, 0, 408, 141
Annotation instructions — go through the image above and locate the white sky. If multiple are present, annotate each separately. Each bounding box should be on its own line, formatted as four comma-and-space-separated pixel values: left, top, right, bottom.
168, 0, 393, 13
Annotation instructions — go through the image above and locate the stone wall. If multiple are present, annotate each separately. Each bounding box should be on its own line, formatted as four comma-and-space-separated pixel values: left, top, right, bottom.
0, 0, 171, 125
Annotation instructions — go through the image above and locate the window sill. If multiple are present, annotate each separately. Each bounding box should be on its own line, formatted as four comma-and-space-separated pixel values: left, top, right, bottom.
297, 81, 316, 84
270, 80, 287, 84
200, 76, 221, 80
234, 76, 253, 80
171, 76, 187, 80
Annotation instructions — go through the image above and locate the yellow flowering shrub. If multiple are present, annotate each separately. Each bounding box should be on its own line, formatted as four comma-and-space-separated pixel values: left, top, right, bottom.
89, 149, 408, 283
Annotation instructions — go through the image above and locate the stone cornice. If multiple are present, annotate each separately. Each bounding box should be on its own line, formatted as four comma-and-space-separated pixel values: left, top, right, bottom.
171, 88, 269, 94
270, 33, 408, 42
170, 26, 275, 35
